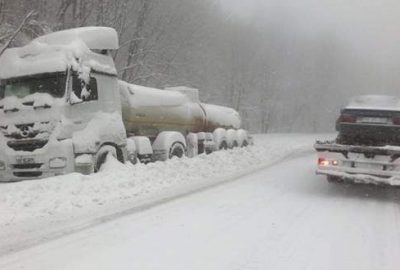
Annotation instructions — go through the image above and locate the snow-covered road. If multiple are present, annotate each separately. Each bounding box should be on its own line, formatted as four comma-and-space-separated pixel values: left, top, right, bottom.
0, 134, 316, 256
2, 153, 400, 270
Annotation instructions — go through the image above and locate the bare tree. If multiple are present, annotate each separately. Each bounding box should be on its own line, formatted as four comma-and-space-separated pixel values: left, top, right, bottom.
0, 10, 36, 57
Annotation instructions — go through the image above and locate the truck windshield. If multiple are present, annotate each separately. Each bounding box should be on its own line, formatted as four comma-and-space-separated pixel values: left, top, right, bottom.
0, 73, 66, 100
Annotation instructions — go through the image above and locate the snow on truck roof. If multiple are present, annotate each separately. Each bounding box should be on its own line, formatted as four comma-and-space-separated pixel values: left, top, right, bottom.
346, 95, 400, 111
0, 27, 119, 79
33, 27, 119, 50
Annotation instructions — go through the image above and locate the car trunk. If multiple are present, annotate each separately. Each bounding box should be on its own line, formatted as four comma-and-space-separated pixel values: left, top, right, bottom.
336, 109, 400, 146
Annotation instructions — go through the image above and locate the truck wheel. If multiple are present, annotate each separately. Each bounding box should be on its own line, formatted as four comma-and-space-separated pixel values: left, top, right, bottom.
327, 175, 343, 183
198, 141, 205, 154
219, 141, 228, 150
169, 143, 186, 159
241, 140, 249, 147
95, 145, 117, 172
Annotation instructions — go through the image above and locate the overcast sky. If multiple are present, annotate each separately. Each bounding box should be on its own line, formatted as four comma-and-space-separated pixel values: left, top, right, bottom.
220, 0, 400, 63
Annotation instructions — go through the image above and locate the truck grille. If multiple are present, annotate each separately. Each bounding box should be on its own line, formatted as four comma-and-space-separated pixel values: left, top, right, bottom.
13, 171, 43, 178
12, 163, 43, 169
7, 140, 48, 152
1, 122, 53, 140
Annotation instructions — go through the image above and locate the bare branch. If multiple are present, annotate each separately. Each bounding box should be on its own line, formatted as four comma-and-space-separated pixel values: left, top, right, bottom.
0, 10, 36, 57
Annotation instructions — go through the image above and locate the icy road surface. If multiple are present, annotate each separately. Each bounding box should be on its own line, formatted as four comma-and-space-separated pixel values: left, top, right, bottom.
2, 154, 400, 270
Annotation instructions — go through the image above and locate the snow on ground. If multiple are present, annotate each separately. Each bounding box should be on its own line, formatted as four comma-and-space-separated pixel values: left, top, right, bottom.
0, 134, 320, 255
2, 153, 399, 270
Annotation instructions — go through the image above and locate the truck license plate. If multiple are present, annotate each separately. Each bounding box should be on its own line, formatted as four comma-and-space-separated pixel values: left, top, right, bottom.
16, 157, 35, 164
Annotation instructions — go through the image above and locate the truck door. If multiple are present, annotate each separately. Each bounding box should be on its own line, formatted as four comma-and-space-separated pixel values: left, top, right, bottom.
67, 73, 100, 129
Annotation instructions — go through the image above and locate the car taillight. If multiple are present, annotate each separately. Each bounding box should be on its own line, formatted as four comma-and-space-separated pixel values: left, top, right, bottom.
393, 117, 400, 125
318, 158, 330, 166
339, 115, 356, 123
318, 158, 338, 166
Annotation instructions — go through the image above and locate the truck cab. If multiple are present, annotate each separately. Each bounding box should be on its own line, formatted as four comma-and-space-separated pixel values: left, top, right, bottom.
0, 27, 128, 182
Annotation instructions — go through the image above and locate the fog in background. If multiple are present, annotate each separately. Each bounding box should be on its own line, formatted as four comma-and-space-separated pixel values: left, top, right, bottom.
1, 0, 400, 132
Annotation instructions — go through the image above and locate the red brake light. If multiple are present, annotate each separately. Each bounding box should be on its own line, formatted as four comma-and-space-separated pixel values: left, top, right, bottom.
318, 158, 330, 166
318, 158, 338, 166
339, 115, 356, 123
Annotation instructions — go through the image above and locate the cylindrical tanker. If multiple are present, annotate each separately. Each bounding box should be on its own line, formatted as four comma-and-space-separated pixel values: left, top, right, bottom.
118, 81, 241, 139
201, 103, 241, 132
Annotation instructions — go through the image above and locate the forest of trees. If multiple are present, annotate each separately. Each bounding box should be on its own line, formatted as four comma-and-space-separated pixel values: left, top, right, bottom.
1, 0, 398, 133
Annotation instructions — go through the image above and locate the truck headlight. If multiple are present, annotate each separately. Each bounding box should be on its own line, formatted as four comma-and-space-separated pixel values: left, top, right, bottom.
49, 157, 67, 169
0, 161, 5, 170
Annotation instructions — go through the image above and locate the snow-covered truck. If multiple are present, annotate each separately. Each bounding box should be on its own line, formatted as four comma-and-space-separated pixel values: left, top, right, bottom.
315, 95, 400, 186
0, 27, 250, 182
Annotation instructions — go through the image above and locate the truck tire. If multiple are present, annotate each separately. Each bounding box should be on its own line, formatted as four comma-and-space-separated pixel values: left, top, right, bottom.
213, 128, 227, 151
95, 145, 117, 172
169, 142, 186, 159
219, 141, 228, 150
153, 131, 187, 161
237, 129, 249, 147
226, 129, 239, 149
198, 140, 205, 154
241, 140, 249, 147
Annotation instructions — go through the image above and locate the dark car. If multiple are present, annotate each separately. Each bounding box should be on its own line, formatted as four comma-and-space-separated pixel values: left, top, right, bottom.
335, 95, 400, 146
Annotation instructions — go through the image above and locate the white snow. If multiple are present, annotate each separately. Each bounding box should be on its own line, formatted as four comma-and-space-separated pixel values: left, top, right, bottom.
165, 86, 200, 102
202, 103, 241, 129
72, 112, 126, 154
0, 28, 118, 79
0, 43, 71, 79
0, 134, 315, 255
119, 81, 241, 131
346, 95, 400, 111
1, 150, 399, 270
0, 96, 22, 112
0, 93, 57, 112
69, 91, 82, 104
119, 80, 187, 107
75, 154, 93, 165
33, 27, 119, 51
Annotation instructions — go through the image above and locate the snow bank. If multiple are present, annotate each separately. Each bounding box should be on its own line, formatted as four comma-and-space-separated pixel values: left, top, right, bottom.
0, 134, 316, 249
72, 112, 126, 154
346, 95, 400, 111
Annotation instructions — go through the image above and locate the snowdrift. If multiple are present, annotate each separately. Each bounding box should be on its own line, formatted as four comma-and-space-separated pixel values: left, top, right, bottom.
0, 134, 316, 254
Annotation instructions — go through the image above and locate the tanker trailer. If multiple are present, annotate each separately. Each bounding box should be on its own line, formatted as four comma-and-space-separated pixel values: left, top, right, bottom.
118, 81, 249, 161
